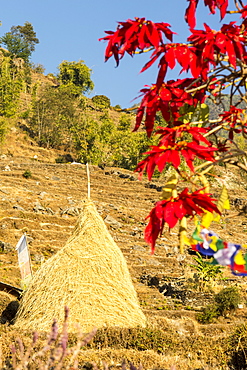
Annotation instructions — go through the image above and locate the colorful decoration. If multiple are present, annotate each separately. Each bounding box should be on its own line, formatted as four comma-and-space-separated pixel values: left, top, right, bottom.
191, 227, 247, 276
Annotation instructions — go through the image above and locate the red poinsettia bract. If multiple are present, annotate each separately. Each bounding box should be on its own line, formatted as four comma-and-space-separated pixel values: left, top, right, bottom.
145, 188, 221, 253
99, 17, 174, 66
188, 22, 246, 79
185, 0, 229, 28
219, 106, 247, 140
240, 5, 247, 19
135, 139, 218, 180
134, 79, 206, 136
156, 123, 211, 143
140, 43, 201, 84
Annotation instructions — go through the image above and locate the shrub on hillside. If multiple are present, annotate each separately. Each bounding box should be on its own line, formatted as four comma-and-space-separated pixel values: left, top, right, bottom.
197, 286, 241, 324
22, 169, 32, 179
196, 304, 219, 324
215, 286, 241, 316
92, 95, 111, 109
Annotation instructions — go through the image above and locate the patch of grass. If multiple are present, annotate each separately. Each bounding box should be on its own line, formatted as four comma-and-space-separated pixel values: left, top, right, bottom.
90, 326, 174, 353
228, 324, 247, 370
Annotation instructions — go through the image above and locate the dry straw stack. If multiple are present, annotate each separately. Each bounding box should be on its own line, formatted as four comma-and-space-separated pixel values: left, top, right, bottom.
15, 199, 146, 332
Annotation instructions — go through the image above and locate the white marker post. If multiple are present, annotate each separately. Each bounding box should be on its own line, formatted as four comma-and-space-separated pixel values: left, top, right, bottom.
16, 234, 33, 289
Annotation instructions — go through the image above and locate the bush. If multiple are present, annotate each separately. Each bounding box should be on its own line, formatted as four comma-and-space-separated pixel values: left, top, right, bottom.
55, 154, 74, 163
92, 95, 111, 109
197, 286, 241, 324
22, 169, 32, 179
196, 304, 219, 324
215, 286, 241, 316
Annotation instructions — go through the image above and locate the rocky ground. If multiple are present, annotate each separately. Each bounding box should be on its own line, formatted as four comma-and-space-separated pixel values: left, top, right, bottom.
0, 127, 247, 369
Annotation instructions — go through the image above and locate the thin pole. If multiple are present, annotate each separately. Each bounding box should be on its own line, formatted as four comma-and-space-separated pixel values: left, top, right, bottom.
86, 163, 91, 199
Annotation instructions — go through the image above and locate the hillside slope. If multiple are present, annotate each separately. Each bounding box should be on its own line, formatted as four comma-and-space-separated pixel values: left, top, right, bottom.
0, 126, 247, 369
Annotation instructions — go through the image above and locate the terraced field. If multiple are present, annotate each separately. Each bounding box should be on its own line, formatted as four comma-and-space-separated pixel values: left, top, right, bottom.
1, 128, 247, 369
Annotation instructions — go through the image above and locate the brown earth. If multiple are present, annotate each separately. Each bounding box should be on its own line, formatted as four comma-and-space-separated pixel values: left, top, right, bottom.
0, 126, 247, 369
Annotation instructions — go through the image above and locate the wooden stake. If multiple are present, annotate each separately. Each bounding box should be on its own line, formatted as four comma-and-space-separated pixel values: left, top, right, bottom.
86, 163, 91, 199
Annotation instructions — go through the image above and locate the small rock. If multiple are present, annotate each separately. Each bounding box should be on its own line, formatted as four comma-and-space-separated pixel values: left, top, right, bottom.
0, 189, 9, 194
33, 204, 46, 213
3, 165, 11, 171
146, 258, 161, 266
104, 215, 122, 229
129, 175, 137, 181
148, 276, 160, 287
61, 206, 80, 216
52, 176, 60, 181
67, 197, 75, 205
132, 245, 146, 252
108, 204, 118, 210
118, 173, 131, 179
144, 182, 162, 192
177, 254, 186, 262
46, 207, 55, 215
13, 205, 25, 212
38, 191, 47, 199
0, 241, 14, 253
33, 254, 45, 263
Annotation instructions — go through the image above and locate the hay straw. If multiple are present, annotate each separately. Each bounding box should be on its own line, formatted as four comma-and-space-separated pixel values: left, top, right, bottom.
15, 199, 146, 332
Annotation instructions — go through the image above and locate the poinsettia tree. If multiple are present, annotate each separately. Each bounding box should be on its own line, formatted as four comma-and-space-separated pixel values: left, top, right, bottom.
100, 0, 247, 254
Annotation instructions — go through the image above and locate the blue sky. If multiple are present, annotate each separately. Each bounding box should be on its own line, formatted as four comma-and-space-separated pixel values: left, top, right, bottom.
0, 0, 238, 108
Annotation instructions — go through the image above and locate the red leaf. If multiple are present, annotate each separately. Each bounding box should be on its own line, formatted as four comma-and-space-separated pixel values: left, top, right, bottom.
156, 22, 174, 42
163, 202, 179, 228
144, 189, 220, 252
144, 209, 163, 254
146, 21, 160, 49
134, 105, 145, 132
185, 0, 199, 28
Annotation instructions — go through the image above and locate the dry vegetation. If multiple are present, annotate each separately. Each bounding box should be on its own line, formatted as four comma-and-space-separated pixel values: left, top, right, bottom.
0, 126, 247, 369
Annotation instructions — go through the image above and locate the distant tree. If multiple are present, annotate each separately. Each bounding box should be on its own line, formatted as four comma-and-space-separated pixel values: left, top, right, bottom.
29, 84, 77, 148
0, 52, 25, 143
11, 22, 39, 52
0, 22, 39, 62
0, 55, 24, 117
58, 60, 94, 96
31, 63, 45, 74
